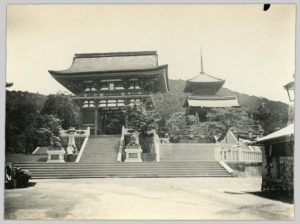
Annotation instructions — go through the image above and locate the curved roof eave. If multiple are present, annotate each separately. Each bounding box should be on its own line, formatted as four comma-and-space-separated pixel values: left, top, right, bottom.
49, 64, 168, 76
183, 80, 225, 93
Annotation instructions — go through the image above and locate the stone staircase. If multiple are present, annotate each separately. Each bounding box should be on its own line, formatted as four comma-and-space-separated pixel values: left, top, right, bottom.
79, 135, 120, 163
10, 136, 233, 178
13, 161, 232, 179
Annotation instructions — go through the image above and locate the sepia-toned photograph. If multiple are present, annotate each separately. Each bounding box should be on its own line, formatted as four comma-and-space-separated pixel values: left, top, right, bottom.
4, 3, 295, 221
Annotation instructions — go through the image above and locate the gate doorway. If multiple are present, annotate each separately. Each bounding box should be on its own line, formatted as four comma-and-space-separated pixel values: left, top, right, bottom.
97, 109, 125, 135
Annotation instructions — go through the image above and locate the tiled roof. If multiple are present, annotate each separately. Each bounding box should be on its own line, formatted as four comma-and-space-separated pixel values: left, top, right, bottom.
50, 51, 160, 74
184, 95, 240, 108
187, 73, 224, 83
183, 73, 225, 94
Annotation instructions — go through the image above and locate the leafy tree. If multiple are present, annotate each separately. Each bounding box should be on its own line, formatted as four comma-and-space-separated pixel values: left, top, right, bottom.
34, 114, 62, 147
5, 91, 47, 153
5, 91, 68, 154
252, 102, 288, 134
207, 108, 260, 141
41, 93, 79, 129
125, 104, 160, 136
153, 79, 289, 135
166, 108, 260, 143
166, 112, 226, 143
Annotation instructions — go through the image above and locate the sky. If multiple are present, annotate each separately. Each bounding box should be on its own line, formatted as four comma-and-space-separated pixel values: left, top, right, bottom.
6, 4, 296, 103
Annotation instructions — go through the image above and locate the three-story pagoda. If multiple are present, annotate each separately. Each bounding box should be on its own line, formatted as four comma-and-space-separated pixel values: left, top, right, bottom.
183, 51, 239, 122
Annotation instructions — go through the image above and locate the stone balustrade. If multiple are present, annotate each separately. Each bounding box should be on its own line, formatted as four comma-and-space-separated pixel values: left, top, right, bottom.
75, 127, 90, 163
117, 126, 126, 162
215, 144, 262, 162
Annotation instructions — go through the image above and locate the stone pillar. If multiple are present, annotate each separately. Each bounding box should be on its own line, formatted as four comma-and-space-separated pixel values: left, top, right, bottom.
47, 147, 65, 163
94, 108, 98, 136
125, 132, 143, 162
195, 112, 200, 124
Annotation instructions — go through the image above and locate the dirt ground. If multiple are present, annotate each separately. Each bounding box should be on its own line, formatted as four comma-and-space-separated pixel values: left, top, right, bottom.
4, 177, 294, 220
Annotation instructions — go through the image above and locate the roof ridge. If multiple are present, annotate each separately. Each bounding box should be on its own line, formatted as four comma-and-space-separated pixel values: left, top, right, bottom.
74, 51, 157, 58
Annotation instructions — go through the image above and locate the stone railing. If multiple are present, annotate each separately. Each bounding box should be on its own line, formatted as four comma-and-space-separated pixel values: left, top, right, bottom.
117, 126, 126, 162
75, 127, 90, 163
153, 130, 161, 162
215, 144, 262, 162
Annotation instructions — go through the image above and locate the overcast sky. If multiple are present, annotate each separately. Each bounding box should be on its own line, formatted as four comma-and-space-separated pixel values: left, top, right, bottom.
6, 4, 295, 103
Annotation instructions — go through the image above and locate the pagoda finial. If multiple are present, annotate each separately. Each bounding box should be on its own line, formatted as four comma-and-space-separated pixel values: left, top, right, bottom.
200, 48, 204, 74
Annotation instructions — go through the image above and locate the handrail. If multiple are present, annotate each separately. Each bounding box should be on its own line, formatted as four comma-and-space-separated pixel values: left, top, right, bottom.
219, 161, 234, 175
75, 127, 90, 163
153, 130, 160, 162
117, 126, 125, 162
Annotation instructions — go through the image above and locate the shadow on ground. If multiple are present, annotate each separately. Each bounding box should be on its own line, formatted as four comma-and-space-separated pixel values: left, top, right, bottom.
245, 191, 293, 204
5, 182, 37, 190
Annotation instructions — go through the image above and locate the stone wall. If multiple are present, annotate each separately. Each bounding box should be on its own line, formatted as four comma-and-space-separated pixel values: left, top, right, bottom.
226, 161, 262, 177
160, 144, 216, 161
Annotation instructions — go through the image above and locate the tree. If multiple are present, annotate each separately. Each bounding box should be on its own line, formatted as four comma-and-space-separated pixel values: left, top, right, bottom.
166, 112, 225, 143
166, 107, 260, 143
207, 108, 260, 140
33, 114, 62, 147
125, 104, 160, 136
6, 91, 46, 153
41, 93, 79, 129
252, 102, 288, 134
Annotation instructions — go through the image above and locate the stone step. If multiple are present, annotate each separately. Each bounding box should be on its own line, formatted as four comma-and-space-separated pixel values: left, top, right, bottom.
79, 136, 120, 163
22, 167, 226, 171
32, 175, 232, 179
13, 161, 232, 178
15, 163, 222, 167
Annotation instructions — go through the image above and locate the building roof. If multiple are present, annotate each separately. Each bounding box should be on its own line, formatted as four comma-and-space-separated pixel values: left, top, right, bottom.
49, 51, 160, 74
183, 73, 225, 94
184, 49, 225, 94
49, 51, 169, 93
187, 73, 225, 83
254, 123, 294, 144
183, 95, 240, 108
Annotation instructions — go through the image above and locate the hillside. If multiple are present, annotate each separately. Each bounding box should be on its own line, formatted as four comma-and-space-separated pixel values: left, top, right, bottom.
154, 79, 290, 134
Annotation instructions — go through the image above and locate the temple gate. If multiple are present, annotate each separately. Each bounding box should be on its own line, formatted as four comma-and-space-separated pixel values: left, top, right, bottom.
49, 51, 169, 135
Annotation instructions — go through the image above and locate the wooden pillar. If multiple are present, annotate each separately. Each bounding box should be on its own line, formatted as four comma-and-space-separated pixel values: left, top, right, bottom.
103, 112, 106, 135
78, 100, 83, 129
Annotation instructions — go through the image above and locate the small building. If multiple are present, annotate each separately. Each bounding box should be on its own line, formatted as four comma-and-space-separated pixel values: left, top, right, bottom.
253, 124, 294, 192
49, 51, 169, 135
252, 80, 294, 192
183, 51, 239, 122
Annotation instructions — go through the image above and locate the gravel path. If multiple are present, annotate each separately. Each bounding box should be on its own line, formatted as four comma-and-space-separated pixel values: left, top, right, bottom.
5, 178, 294, 220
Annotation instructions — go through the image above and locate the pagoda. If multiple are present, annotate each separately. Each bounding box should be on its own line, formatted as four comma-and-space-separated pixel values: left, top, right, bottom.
183, 50, 239, 122
49, 51, 169, 135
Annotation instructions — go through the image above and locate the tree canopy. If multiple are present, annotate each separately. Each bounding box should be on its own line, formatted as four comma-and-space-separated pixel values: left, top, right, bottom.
6, 91, 79, 154
41, 93, 79, 129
